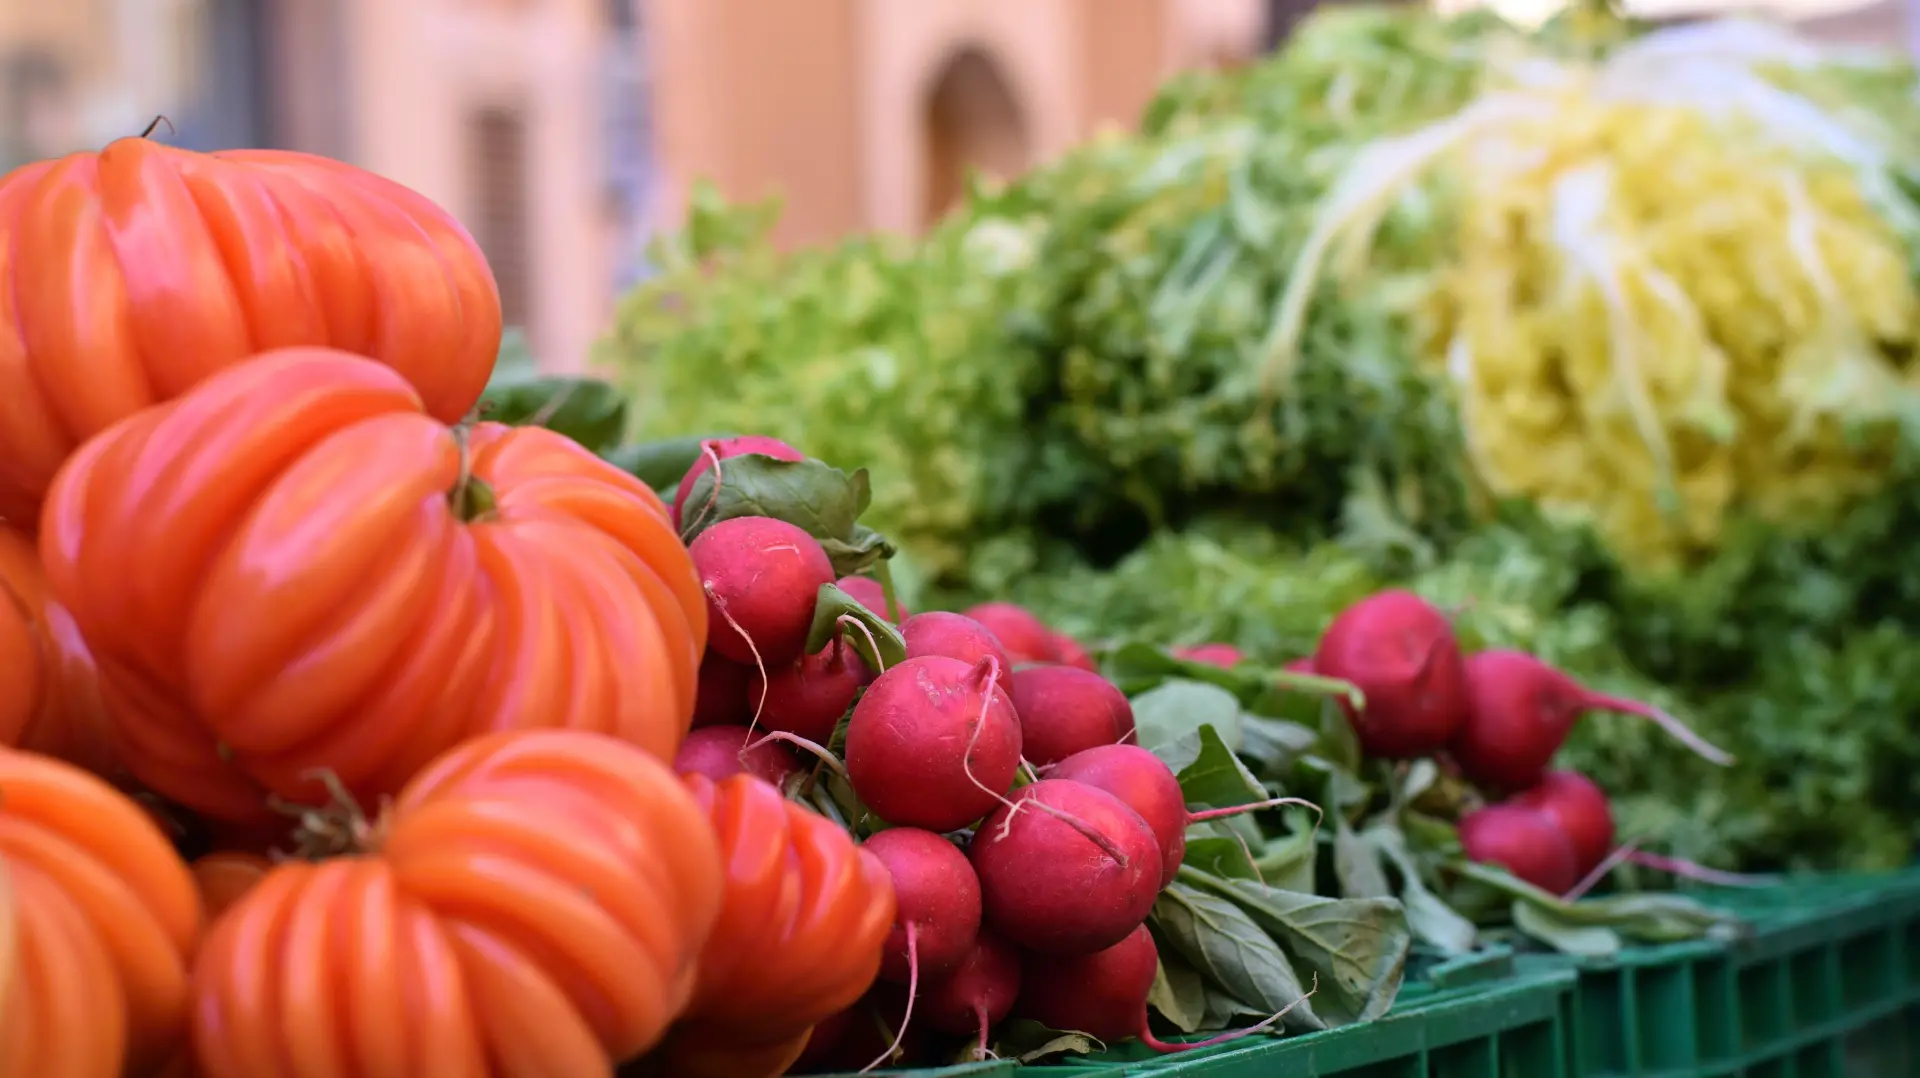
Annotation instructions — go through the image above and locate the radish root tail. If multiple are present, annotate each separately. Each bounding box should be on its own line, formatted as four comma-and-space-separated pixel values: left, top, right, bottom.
1627, 850, 1781, 888
747, 731, 849, 782
707, 582, 772, 736
1188, 796, 1325, 830
1563, 839, 1643, 902
681, 440, 727, 538
861, 921, 919, 1074
1588, 692, 1734, 767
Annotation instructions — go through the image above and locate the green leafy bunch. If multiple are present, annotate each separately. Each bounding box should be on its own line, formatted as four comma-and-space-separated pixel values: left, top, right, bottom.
597, 183, 1063, 582
999, 519, 1920, 872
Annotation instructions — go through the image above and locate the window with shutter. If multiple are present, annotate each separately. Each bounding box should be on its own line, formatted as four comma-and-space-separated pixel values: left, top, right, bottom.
922, 47, 1030, 228
467, 105, 534, 336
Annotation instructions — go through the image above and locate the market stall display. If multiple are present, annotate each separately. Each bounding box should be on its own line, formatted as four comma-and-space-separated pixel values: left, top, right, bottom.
4, 5, 1920, 1075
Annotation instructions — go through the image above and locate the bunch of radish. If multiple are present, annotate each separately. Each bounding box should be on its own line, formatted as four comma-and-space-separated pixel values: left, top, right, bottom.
664, 437, 1310, 1070
1236, 588, 1737, 896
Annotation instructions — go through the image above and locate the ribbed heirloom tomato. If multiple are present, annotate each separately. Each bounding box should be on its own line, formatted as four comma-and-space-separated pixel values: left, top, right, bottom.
39, 348, 708, 824
638, 773, 897, 1078
0, 525, 116, 777
0, 744, 204, 1078
0, 136, 502, 526
189, 729, 725, 1078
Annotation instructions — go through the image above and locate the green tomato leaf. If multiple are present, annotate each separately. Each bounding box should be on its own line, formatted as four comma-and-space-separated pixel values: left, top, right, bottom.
1152, 880, 1324, 1031
599, 434, 730, 491
479, 372, 629, 453
806, 583, 907, 674
1181, 866, 1411, 1026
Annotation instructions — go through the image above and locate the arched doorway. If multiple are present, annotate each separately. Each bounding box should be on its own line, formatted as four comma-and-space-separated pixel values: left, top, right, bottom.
921, 46, 1029, 228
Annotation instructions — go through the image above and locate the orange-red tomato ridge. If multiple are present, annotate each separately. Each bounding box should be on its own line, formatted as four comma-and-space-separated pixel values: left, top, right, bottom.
0, 137, 503, 527
38, 348, 707, 825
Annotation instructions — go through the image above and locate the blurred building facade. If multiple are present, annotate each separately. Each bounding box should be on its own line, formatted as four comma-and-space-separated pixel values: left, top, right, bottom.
1, 0, 1912, 369
643, 0, 1268, 248
0, 0, 645, 373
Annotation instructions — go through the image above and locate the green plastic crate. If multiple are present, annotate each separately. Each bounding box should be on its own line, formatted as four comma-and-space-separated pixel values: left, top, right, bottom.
1021, 957, 1578, 1076
1524, 868, 1920, 1077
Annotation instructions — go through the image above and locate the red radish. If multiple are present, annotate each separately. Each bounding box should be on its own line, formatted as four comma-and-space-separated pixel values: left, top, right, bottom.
691, 516, 835, 667
692, 651, 753, 728
1175, 643, 1244, 669
1313, 589, 1470, 759
1046, 745, 1186, 889
1007, 666, 1136, 766
672, 725, 801, 786
837, 575, 908, 622
969, 779, 1161, 954
1017, 924, 1309, 1053
863, 828, 983, 983
902, 612, 1013, 673
1052, 632, 1099, 673
1513, 770, 1615, 875
921, 931, 1021, 1058
1283, 657, 1314, 674
672, 434, 804, 529
1049, 744, 1315, 890
1458, 803, 1580, 894
1452, 649, 1732, 792
844, 655, 1024, 832
748, 638, 867, 743
964, 602, 1060, 664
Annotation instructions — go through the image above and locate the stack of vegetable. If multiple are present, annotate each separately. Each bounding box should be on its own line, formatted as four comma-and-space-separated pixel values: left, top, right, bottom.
637, 436, 1751, 1065
0, 137, 900, 1078
601, 8, 1920, 872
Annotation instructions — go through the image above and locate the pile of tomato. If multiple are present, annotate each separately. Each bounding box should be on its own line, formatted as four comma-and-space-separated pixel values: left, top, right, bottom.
0, 136, 892, 1078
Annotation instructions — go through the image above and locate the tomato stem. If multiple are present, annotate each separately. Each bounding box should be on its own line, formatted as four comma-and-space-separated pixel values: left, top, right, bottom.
449, 475, 497, 521
447, 426, 497, 522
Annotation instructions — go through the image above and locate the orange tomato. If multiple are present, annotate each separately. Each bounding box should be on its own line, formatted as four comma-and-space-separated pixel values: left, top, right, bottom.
0, 745, 204, 1077
188, 728, 725, 1078
0, 525, 117, 778
40, 348, 706, 824
0, 137, 501, 526
187, 852, 272, 922
642, 774, 896, 1077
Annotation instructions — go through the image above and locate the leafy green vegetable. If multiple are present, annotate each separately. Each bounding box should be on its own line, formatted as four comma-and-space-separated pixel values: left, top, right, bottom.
1174, 726, 1269, 809
1182, 867, 1410, 1025
599, 434, 728, 491
1148, 956, 1209, 1033
478, 371, 629, 454
1152, 880, 1324, 1030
